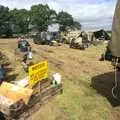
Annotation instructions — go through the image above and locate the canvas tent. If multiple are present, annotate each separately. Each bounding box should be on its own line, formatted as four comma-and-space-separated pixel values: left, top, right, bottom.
111, 0, 120, 57
92, 29, 111, 41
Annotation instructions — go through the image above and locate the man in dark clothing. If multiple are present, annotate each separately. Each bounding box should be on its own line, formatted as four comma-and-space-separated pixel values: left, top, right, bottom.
21, 47, 33, 72
20, 40, 30, 52
18, 37, 30, 52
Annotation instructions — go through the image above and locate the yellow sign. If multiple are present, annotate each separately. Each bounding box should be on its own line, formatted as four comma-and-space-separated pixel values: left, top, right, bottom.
29, 61, 48, 87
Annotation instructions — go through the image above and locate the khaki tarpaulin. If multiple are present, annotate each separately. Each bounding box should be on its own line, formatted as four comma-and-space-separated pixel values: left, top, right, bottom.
111, 0, 120, 57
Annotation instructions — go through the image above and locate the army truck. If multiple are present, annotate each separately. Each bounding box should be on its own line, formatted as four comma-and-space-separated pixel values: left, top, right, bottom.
32, 32, 47, 45
32, 32, 61, 46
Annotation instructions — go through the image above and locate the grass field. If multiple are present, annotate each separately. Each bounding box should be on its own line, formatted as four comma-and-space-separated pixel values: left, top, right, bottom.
0, 39, 120, 120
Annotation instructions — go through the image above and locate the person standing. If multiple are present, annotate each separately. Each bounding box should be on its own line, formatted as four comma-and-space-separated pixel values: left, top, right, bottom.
21, 47, 33, 72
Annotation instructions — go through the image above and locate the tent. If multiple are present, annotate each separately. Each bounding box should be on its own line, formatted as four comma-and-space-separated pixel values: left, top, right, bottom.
92, 29, 111, 41
111, 0, 120, 57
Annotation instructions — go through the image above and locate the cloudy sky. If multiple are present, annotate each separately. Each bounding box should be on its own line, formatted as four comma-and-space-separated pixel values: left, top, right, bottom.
0, 0, 117, 30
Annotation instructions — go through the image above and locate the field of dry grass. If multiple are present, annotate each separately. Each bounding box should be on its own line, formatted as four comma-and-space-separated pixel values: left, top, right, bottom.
0, 39, 120, 120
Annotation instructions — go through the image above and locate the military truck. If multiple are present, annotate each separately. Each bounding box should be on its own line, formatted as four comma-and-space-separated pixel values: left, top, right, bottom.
69, 31, 89, 50
32, 32, 47, 45
32, 31, 61, 46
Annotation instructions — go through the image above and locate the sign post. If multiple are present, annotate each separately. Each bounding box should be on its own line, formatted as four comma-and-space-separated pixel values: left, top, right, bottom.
28, 61, 48, 88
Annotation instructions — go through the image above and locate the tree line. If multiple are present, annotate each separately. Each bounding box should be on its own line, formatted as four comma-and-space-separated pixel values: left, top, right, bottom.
0, 4, 81, 37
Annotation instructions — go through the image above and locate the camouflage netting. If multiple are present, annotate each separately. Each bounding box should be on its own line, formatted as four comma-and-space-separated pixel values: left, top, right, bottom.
0, 51, 10, 65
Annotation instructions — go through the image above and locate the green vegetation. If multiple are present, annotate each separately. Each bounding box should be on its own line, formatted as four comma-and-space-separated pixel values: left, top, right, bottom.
30, 4, 51, 32
55, 78, 111, 120
0, 4, 81, 37
0, 6, 12, 37
35, 76, 112, 120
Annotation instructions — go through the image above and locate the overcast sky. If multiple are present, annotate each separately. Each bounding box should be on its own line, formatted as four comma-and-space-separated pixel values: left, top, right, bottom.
0, 0, 117, 30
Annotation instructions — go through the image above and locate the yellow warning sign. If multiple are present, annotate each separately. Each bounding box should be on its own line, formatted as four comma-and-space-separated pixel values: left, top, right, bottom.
29, 61, 48, 87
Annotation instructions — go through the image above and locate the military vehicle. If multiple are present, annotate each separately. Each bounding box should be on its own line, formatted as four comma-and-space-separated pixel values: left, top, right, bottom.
32, 32, 61, 45
32, 32, 47, 45
69, 31, 89, 50
33, 15, 60, 45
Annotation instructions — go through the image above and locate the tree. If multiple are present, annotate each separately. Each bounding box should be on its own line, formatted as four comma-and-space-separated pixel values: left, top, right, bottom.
0, 5, 12, 37
72, 21, 81, 30
0, 4, 82, 37
10, 9, 29, 34
30, 4, 51, 32
48, 9, 57, 24
57, 11, 74, 31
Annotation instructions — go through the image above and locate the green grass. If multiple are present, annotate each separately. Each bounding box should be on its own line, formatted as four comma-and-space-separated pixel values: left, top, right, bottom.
29, 44, 114, 120
37, 76, 112, 120
55, 77, 111, 120
0, 39, 114, 120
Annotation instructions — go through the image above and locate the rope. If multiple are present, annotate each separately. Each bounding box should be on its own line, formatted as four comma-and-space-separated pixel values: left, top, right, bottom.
112, 57, 120, 100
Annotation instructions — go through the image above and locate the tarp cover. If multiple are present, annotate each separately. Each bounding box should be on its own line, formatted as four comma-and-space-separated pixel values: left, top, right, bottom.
93, 29, 110, 40
0, 82, 33, 104
111, 0, 120, 57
